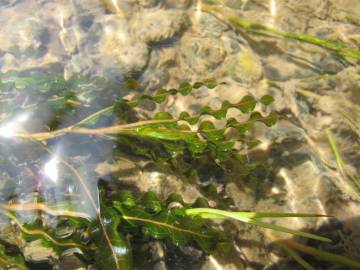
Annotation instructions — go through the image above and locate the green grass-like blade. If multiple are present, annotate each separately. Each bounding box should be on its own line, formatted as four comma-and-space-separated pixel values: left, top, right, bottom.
326, 128, 360, 195
185, 208, 331, 242
279, 244, 316, 270
325, 129, 346, 173
249, 219, 331, 242
185, 208, 329, 219
280, 239, 360, 269
202, 4, 360, 60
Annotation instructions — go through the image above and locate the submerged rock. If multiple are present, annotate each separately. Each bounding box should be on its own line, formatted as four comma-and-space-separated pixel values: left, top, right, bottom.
23, 240, 58, 264
100, 0, 136, 14
0, 0, 19, 8
99, 19, 149, 74
64, 1, 154, 77
138, 48, 175, 90
228, 47, 263, 84
165, 0, 192, 9
139, 68, 170, 90
102, 0, 162, 11
223, 0, 247, 9
59, 248, 88, 270
130, 8, 189, 43
138, 0, 161, 8
179, 35, 227, 75
192, 13, 228, 38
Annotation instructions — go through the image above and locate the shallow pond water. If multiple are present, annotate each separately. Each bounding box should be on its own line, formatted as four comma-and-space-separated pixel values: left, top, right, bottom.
0, 0, 360, 269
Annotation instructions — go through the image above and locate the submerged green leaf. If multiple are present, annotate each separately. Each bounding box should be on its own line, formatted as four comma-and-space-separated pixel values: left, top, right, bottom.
179, 82, 193, 95
113, 192, 224, 252
260, 95, 275, 106
1, 68, 352, 270
0, 208, 90, 259
278, 239, 360, 269
154, 112, 174, 120
326, 128, 360, 196
202, 5, 360, 60
185, 208, 331, 242
91, 207, 132, 270
278, 244, 316, 270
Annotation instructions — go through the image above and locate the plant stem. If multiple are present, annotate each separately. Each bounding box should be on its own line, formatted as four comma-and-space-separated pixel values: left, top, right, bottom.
20, 132, 124, 270
0, 209, 89, 250
15, 119, 177, 141
0, 203, 91, 219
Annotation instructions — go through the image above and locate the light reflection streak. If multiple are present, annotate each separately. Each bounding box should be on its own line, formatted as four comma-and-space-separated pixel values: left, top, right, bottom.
108, 0, 121, 13
0, 113, 30, 138
209, 256, 223, 270
278, 168, 302, 227
113, 246, 128, 255
269, 0, 277, 26
44, 156, 59, 183
241, 0, 248, 11
58, 10, 66, 35
194, 0, 202, 24
258, 139, 271, 151
270, 0, 277, 17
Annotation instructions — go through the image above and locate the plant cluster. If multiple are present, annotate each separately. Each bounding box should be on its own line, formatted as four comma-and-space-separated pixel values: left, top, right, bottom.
0, 70, 359, 270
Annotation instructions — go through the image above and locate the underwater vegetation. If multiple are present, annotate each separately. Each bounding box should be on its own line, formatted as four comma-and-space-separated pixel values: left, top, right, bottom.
0, 70, 360, 270
202, 3, 360, 62
0, 2, 360, 269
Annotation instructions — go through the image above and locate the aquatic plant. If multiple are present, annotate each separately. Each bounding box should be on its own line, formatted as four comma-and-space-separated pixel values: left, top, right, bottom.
326, 127, 360, 198
202, 4, 360, 62
0, 72, 359, 270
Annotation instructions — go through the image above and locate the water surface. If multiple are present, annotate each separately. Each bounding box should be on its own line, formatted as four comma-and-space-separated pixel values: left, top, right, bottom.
0, 0, 359, 269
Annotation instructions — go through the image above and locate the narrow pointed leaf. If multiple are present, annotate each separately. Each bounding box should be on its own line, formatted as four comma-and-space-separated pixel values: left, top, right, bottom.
185, 208, 331, 242
279, 239, 360, 269
279, 244, 316, 270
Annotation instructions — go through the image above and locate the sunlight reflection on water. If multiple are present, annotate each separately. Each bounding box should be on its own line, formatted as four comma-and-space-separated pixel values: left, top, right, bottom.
0, 112, 30, 138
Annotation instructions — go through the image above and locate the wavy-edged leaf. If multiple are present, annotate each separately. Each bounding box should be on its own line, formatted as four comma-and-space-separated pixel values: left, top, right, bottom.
250, 111, 278, 127
208, 141, 236, 162
228, 111, 278, 134
179, 111, 199, 125
199, 121, 224, 141
123, 81, 224, 109
179, 82, 193, 95
154, 112, 174, 120
91, 206, 132, 270
9, 78, 277, 167
199, 95, 257, 120
193, 80, 224, 89
113, 192, 223, 253
260, 94, 275, 106
0, 209, 89, 256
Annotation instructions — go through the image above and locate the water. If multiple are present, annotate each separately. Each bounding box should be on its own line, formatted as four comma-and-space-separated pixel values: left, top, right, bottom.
0, 0, 359, 269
